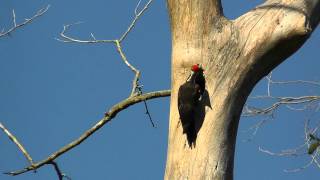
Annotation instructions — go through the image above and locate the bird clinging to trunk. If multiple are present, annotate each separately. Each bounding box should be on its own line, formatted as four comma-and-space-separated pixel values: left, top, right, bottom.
178, 64, 206, 147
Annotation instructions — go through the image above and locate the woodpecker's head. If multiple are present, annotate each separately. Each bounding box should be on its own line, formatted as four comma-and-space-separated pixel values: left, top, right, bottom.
191, 64, 203, 72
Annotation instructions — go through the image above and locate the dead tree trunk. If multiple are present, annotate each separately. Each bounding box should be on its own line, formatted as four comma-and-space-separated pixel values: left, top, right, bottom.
165, 0, 320, 179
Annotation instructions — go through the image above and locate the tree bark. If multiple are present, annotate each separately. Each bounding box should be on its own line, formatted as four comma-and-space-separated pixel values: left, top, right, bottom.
165, 0, 320, 179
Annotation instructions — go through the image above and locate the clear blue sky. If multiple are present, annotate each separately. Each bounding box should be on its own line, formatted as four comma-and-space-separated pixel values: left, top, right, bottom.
0, 1, 319, 179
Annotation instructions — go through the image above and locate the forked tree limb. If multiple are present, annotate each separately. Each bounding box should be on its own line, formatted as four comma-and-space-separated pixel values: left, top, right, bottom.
3, 1, 165, 177
56, 0, 153, 97
0, 5, 50, 38
5, 90, 170, 176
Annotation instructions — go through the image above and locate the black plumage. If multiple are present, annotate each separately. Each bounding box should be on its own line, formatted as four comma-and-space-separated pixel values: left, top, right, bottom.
178, 64, 205, 147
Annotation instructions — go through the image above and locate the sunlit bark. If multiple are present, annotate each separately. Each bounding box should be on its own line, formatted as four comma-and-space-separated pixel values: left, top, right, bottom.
165, 0, 320, 179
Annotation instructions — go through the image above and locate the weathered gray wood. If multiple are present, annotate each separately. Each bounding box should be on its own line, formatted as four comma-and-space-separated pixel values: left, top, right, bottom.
165, 0, 320, 179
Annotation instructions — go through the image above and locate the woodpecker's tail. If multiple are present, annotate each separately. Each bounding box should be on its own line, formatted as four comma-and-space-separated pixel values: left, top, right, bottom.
186, 122, 196, 148
181, 120, 196, 148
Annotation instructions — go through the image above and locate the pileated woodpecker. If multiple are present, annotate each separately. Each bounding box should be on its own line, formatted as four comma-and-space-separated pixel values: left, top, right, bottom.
178, 64, 205, 147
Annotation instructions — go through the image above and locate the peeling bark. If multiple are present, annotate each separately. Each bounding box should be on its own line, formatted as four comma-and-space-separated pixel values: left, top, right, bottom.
165, 0, 320, 179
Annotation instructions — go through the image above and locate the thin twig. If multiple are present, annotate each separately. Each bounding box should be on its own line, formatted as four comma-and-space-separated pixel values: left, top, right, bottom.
0, 122, 34, 165
143, 100, 155, 127
243, 96, 320, 116
6, 90, 171, 176
257, 118, 320, 173
284, 158, 315, 172
258, 145, 306, 157
283, 145, 320, 173
47, 161, 71, 180
266, 72, 272, 97
57, 24, 140, 96
269, 80, 320, 87
243, 74, 320, 172
241, 118, 270, 142
56, 22, 115, 43
119, 0, 153, 42
137, 86, 155, 127
134, 0, 142, 15
0, 5, 50, 38
12, 10, 17, 27
47, 161, 63, 180
90, 33, 96, 40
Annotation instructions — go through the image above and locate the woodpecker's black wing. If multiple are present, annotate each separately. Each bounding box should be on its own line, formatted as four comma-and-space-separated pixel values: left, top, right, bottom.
178, 81, 200, 147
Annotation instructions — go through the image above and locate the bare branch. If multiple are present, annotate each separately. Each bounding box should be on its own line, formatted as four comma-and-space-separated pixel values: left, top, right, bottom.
3, 1, 160, 177
5, 90, 171, 176
90, 33, 96, 41
266, 72, 272, 97
143, 99, 155, 127
284, 158, 315, 173
258, 145, 306, 157
0, 5, 50, 38
135, 0, 143, 15
244, 74, 320, 117
56, 22, 115, 43
56, 36, 141, 96
243, 96, 320, 116
114, 40, 141, 96
241, 118, 271, 142
269, 79, 320, 87
48, 161, 63, 180
47, 161, 71, 180
137, 85, 156, 127
57, 0, 153, 44
285, 105, 308, 111
256, 118, 320, 173
119, 0, 153, 42
12, 10, 17, 27
283, 146, 320, 173
242, 73, 320, 172
266, 71, 320, 87
0, 122, 34, 166
56, 1, 154, 96
57, 24, 141, 96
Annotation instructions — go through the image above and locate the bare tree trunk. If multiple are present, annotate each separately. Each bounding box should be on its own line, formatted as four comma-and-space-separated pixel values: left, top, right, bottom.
165, 0, 320, 179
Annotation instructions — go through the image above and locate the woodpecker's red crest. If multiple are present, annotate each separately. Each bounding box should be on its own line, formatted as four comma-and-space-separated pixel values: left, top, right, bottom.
191, 64, 200, 72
